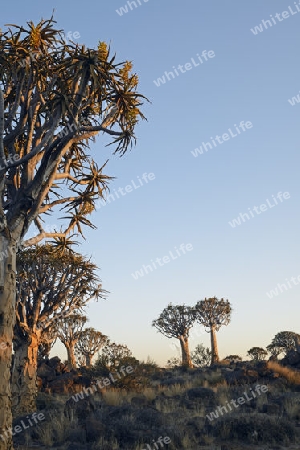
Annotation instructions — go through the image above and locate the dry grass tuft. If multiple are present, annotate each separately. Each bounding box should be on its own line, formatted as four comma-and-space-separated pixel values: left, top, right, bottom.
267, 361, 300, 384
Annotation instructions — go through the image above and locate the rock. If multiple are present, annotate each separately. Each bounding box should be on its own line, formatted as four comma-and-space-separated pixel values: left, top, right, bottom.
85, 417, 106, 442
131, 395, 147, 407
36, 376, 43, 389
160, 377, 185, 386
262, 403, 281, 415
67, 445, 86, 450
47, 376, 77, 394
256, 361, 271, 377
223, 368, 247, 384
37, 355, 94, 395
48, 356, 62, 370
271, 372, 280, 379
185, 387, 215, 406
64, 394, 96, 422
246, 369, 259, 380
37, 362, 56, 381
286, 350, 300, 366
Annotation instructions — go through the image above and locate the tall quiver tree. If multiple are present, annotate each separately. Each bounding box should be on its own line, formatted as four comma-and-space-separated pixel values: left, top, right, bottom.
152, 304, 196, 368
194, 297, 232, 365
56, 314, 88, 369
13, 245, 104, 416
0, 17, 146, 446
75, 327, 108, 367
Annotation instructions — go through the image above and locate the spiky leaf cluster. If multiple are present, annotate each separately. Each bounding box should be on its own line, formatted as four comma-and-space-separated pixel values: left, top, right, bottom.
0, 16, 147, 247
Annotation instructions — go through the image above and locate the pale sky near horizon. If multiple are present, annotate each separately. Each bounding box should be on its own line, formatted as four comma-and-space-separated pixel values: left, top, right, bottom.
3, 1, 300, 365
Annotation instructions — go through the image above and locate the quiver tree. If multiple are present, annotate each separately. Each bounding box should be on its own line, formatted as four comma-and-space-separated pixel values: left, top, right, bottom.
194, 297, 232, 365
13, 244, 104, 416
56, 314, 88, 369
267, 331, 300, 358
100, 342, 135, 370
0, 16, 146, 445
75, 327, 108, 367
224, 355, 242, 363
247, 347, 268, 361
152, 304, 196, 368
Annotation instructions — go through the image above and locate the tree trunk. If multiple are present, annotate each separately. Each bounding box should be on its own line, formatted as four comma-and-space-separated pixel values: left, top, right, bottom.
0, 235, 16, 450
11, 332, 39, 416
179, 335, 193, 368
86, 354, 93, 367
66, 342, 77, 369
210, 325, 219, 365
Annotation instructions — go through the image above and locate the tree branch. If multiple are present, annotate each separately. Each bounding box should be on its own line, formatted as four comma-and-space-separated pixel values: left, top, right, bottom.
23, 232, 66, 247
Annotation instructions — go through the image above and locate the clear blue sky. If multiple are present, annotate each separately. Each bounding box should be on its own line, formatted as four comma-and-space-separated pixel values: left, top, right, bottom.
4, 1, 300, 365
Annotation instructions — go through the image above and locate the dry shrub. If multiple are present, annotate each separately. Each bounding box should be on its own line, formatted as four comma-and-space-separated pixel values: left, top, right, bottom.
211, 413, 296, 445
102, 388, 130, 406
267, 361, 300, 384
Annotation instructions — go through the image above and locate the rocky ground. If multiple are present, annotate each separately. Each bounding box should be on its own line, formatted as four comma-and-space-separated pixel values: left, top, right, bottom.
12, 354, 300, 449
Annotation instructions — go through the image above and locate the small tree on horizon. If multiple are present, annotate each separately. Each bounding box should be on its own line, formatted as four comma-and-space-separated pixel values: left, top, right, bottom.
101, 342, 132, 366
247, 347, 268, 361
194, 297, 232, 365
152, 304, 196, 368
224, 354, 242, 363
56, 314, 88, 369
75, 327, 108, 367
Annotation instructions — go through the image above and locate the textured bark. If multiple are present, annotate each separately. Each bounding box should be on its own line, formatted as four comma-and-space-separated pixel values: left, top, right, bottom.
0, 236, 16, 450
179, 335, 193, 368
66, 342, 77, 369
12, 332, 40, 416
210, 325, 219, 365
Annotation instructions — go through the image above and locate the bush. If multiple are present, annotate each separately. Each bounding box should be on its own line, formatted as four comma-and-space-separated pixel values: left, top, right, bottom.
212, 414, 296, 445
191, 344, 211, 367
